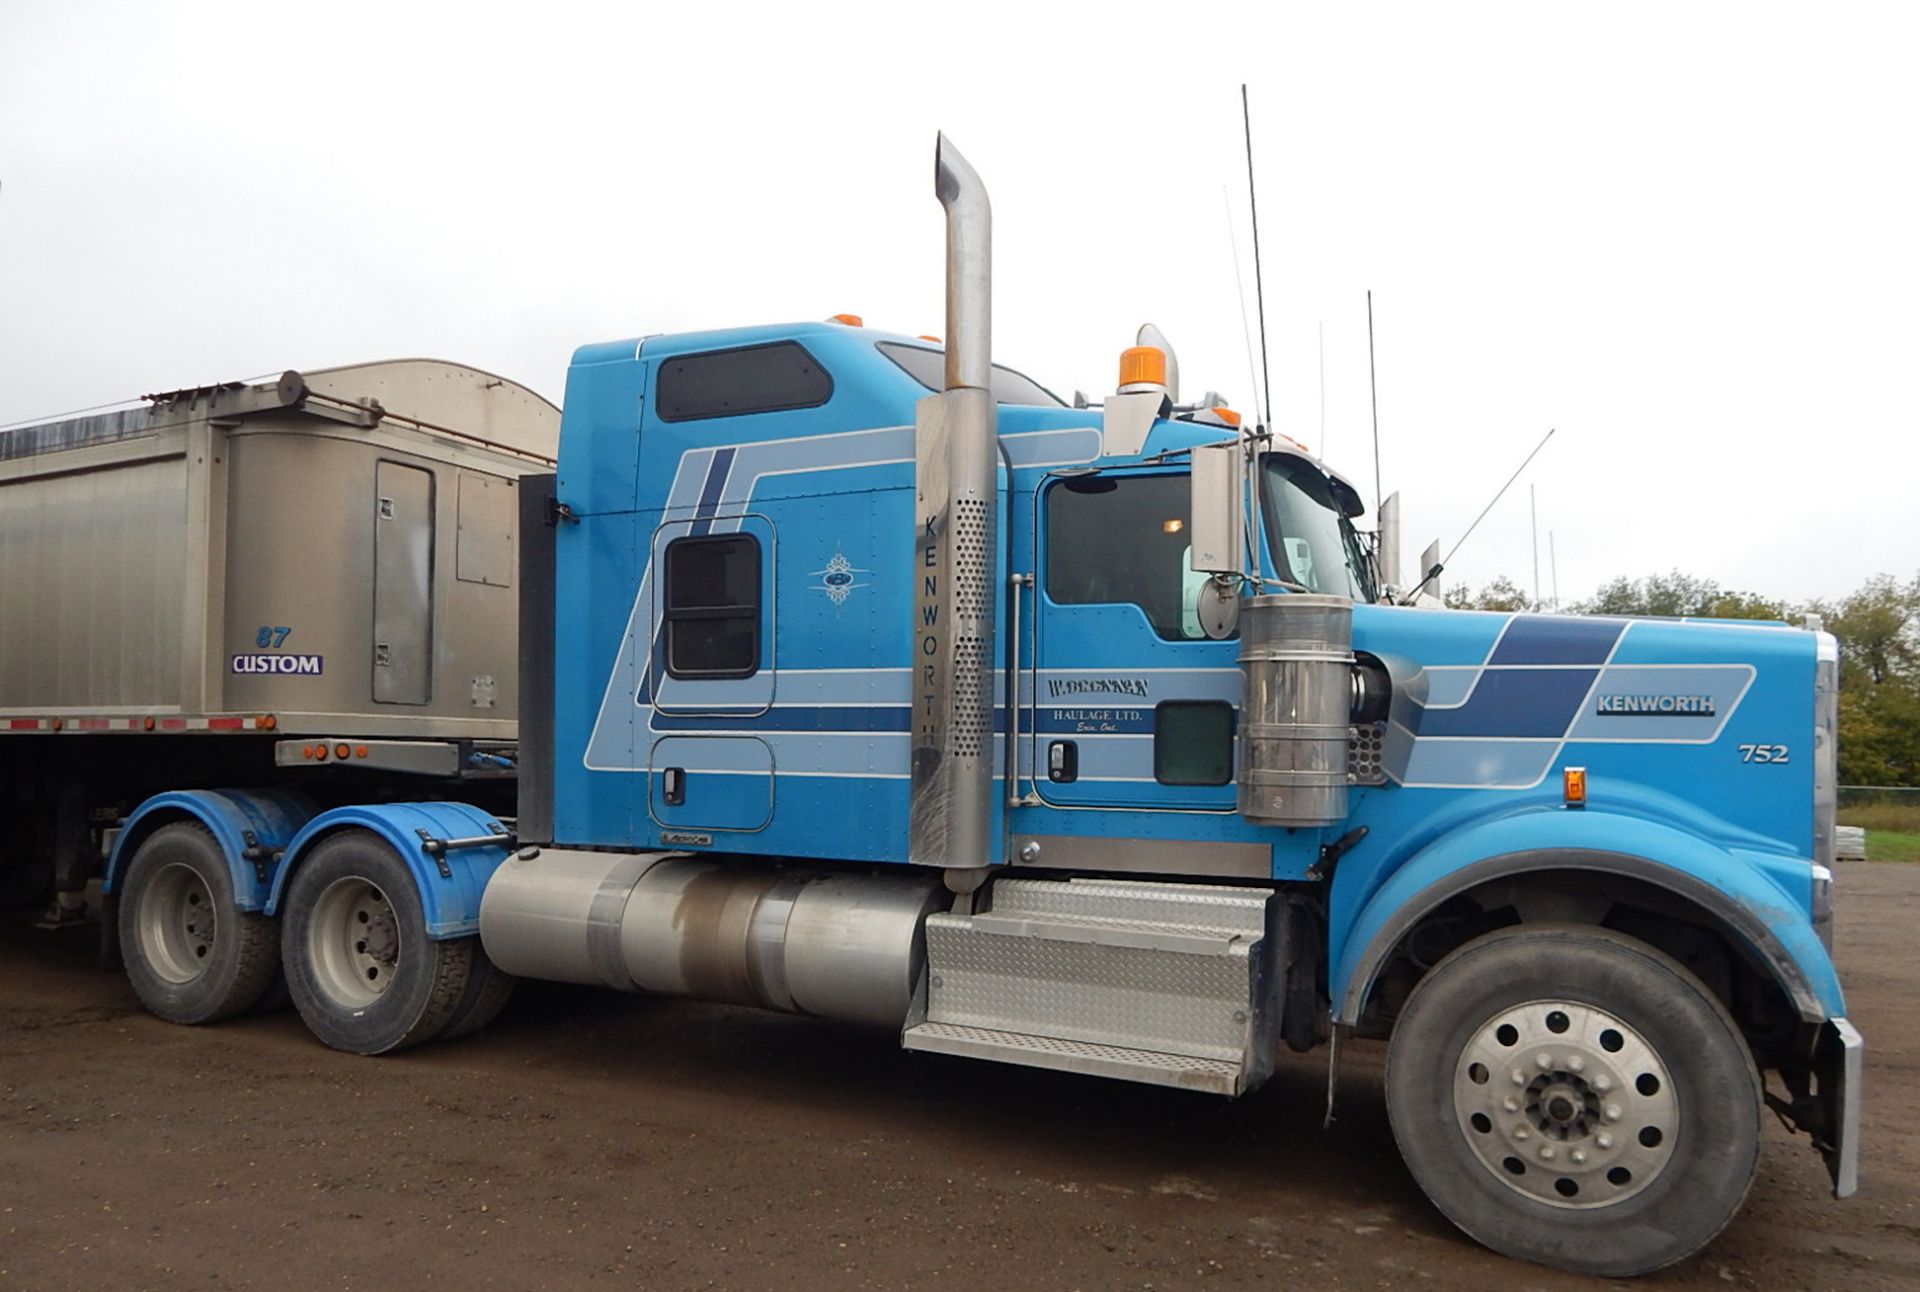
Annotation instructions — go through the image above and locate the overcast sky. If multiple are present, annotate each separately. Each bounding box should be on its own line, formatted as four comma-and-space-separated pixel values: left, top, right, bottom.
3, 1, 1914, 606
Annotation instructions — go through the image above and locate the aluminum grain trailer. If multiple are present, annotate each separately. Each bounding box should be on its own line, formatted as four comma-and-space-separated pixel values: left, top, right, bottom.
0, 360, 557, 1030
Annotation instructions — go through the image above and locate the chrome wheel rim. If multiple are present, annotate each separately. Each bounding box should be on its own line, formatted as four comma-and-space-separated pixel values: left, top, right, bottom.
137, 862, 217, 984
307, 877, 400, 1009
1453, 1000, 1679, 1209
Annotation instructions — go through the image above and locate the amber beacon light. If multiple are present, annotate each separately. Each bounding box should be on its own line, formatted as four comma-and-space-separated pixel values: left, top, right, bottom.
1117, 345, 1167, 391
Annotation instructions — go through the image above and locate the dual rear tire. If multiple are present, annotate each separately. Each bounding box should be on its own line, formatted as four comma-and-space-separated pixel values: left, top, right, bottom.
118, 826, 513, 1052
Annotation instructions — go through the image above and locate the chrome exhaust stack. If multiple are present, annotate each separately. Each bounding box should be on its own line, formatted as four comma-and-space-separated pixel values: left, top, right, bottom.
910, 135, 1000, 877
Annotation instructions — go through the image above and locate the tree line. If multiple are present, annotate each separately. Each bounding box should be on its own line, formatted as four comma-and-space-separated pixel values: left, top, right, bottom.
1443, 570, 1920, 787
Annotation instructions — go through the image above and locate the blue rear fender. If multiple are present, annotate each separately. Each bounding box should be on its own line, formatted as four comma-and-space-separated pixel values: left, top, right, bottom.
1328, 805, 1844, 1027
265, 802, 512, 939
105, 789, 316, 912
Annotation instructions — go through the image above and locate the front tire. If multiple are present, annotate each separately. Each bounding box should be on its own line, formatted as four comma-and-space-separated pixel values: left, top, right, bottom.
282, 833, 472, 1055
119, 823, 279, 1024
1384, 924, 1761, 1277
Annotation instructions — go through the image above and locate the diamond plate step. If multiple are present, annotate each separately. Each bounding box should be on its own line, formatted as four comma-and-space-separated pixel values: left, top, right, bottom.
902, 1021, 1246, 1095
913, 876, 1275, 1094
986, 877, 1269, 937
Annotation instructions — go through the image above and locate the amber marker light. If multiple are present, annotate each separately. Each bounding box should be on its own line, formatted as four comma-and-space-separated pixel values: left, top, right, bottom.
142, 716, 156, 731
355, 745, 369, 759
829, 313, 864, 327
260, 714, 277, 731
1162, 518, 1184, 534
1212, 406, 1243, 427
1563, 767, 1588, 808
334, 742, 352, 761
1118, 345, 1167, 389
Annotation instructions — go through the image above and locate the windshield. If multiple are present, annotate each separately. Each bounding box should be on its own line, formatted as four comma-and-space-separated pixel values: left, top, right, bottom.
1260, 454, 1376, 602
877, 342, 1066, 407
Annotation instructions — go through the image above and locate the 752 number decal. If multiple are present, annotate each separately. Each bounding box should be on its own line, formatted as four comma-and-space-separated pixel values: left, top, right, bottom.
1738, 743, 1790, 764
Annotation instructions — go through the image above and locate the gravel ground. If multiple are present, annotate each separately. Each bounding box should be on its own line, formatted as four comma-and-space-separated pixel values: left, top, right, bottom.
1, 861, 1913, 1291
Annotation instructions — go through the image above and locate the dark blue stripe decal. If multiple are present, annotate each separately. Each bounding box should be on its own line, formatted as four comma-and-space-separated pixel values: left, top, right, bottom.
1414, 667, 1598, 738
648, 708, 1235, 738
1488, 616, 1625, 666
687, 446, 737, 538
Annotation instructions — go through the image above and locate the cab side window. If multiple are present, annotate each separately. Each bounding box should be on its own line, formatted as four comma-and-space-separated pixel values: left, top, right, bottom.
1045, 474, 1218, 641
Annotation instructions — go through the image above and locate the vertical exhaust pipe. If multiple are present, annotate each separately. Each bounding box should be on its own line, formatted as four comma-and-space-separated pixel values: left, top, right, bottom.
911, 135, 999, 879
935, 135, 992, 393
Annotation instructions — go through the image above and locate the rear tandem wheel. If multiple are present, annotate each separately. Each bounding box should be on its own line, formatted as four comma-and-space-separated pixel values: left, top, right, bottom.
118, 822, 280, 1024
281, 832, 473, 1055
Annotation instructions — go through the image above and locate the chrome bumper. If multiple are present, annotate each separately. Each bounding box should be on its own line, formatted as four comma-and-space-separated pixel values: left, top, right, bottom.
1817, 1017, 1863, 1198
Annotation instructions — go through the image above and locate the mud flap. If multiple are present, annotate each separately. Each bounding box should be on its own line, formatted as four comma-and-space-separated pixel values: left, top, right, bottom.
1815, 1017, 1863, 1197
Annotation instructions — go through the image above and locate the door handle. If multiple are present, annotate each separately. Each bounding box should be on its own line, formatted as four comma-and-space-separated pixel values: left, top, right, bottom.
662, 766, 686, 806
1047, 741, 1078, 784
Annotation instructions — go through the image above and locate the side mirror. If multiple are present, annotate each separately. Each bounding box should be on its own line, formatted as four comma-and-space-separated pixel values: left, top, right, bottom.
1188, 441, 1243, 576
1195, 575, 1240, 640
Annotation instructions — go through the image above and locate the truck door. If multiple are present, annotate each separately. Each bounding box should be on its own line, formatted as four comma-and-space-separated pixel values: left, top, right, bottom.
643, 513, 777, 834
1029, 470, 1239, 811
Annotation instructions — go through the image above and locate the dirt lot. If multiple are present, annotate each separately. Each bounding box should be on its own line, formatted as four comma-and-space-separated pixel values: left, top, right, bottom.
2, 862, 1915, 1291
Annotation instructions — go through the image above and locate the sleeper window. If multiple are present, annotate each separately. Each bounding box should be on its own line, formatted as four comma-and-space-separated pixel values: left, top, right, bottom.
664, 534, 761, 678
655, 342, 833, 423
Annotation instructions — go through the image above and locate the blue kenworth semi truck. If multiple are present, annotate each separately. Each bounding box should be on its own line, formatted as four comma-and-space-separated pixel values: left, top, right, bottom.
75, 138, 1855, 1277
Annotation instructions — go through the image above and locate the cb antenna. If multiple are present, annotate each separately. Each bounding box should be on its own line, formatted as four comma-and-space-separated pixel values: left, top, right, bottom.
1241, 84, 1273, 432
1404, 427, 1558, 602
1367, 289, 1383, 514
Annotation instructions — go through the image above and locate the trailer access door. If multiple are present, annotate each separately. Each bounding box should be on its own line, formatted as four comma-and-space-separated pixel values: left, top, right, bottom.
373, 461, 436, 704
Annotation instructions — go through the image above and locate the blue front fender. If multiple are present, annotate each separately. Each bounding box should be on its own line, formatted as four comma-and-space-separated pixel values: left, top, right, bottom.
266, 802, 512, 939
1329, 806, 1843, 1026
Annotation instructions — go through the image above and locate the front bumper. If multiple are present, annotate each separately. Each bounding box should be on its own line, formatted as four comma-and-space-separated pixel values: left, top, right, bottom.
1816, 1017, 1863, 1197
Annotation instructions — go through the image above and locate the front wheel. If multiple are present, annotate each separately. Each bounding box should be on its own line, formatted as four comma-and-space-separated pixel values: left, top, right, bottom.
282, 833, 472, 1055
1385, 924, 1762, 1277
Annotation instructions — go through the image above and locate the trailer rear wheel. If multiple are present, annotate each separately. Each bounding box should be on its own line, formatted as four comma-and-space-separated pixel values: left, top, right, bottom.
1384, 924, 1761, 1277
119, 823, 279, 1024
282, 833, 472, 1055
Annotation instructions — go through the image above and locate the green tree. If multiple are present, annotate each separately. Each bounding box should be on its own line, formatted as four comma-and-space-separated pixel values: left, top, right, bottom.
1816, 573, 1920, 687
1579, 571, 1783, 621
1837, 679, 1920, 786
1444, 576, 1535, 612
